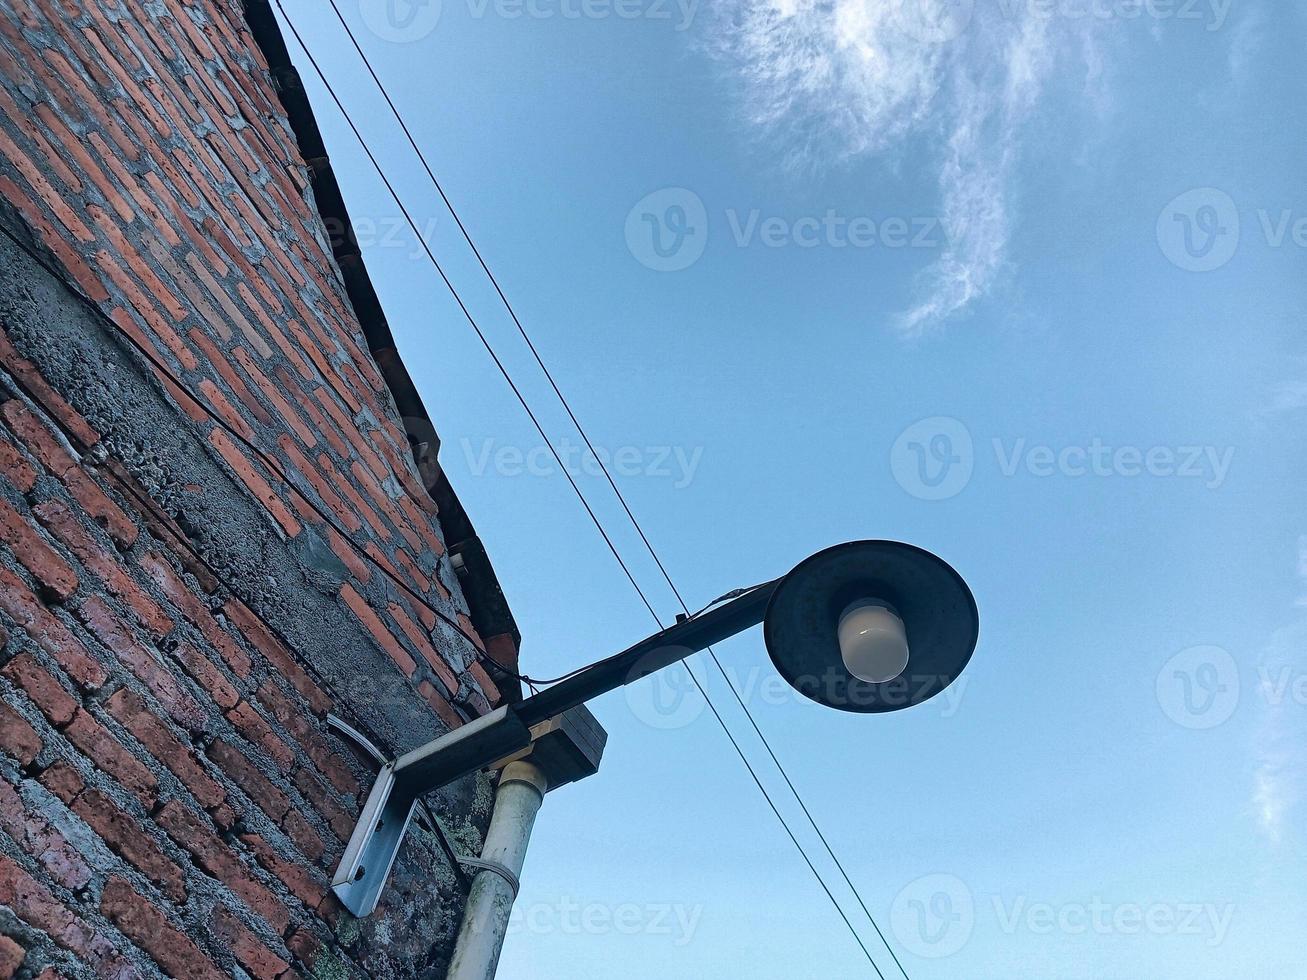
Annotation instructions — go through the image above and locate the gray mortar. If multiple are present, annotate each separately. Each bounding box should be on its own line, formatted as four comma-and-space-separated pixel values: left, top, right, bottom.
0, 209, 485, 977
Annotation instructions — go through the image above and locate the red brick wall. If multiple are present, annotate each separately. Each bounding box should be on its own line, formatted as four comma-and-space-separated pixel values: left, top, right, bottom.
0, 0, 507, 976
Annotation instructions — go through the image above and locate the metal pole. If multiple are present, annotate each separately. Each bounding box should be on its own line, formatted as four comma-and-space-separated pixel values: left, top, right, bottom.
446, 761, 549, 980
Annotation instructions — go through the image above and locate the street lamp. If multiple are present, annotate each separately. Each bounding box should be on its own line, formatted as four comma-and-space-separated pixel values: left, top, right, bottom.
333, 540, 979, 916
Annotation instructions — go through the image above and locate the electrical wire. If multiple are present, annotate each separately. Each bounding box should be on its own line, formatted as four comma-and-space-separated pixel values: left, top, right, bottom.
308, 7, 913, 976
285, 5, 906, 975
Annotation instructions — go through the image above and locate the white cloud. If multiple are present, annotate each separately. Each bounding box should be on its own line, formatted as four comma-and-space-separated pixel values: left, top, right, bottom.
708, 1, 1091, 334
1252, 547, 1307, 844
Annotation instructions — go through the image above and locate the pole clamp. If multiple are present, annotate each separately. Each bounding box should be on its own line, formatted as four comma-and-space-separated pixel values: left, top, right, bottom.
456, 857, 521, 899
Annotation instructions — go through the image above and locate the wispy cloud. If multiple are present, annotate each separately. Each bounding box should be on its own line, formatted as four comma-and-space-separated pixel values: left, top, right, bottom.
708, 2, 1088, 333
1252, 540, 1307, 844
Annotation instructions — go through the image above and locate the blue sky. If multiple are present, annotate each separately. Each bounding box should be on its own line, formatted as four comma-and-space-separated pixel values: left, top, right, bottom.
274, 2, 1305, 976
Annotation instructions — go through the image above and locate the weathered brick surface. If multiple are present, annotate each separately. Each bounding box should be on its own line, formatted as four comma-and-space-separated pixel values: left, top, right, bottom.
0, 0, 511, 976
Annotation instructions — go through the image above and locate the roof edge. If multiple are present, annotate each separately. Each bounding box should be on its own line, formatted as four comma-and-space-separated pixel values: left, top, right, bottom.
241, 0, 524, 694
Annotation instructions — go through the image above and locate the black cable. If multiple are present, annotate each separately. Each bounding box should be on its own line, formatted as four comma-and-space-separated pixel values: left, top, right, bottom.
270, 3, 668, 636
311, 7, 911, 977
274, 5, 894, 974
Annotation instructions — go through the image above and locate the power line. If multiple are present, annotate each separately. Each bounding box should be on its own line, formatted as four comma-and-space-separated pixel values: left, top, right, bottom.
313, 5, 911, 978
272, 4, 895, 975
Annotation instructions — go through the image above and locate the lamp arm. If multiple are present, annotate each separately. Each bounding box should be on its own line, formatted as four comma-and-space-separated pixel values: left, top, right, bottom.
514, 577, 780, 728
332, 578, 780, 917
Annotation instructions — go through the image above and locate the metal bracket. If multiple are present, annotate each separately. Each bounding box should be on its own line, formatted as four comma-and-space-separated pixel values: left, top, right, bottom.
331, 706, 534, 917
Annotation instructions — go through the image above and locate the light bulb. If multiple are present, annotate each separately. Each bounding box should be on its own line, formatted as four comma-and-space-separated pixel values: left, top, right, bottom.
837, 600, 909, 684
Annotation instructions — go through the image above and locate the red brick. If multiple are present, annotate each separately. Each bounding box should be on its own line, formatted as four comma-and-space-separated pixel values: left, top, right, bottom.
255, 682, 357, 796
137, 551, 252, 678
0, 935, 24, 979
240, 834, 327, 909
0, 779, 92, 890
31, 500, 173, 638
393, 547, 433, 596
171, 641, 240, 709
100, 877, 225, 980
0, 855, 135, 977
63, 710, 157, 807
154, 803, 291, 933
105, 688, 225, 808
0, 567, 105, 689
0, 704, 43, 765
0, 399, 85, 483
0, 333, 99, 451
291, 767, 355, 842
390, 600, 458, 695
208, 428, 302, 537
285, 929, 321, 971
73, 790, 187, 903
229, 346, 316, 448
226, 700, 294, 774
2, 654, 77, 728
223, 600, 330, 714
188, 331, 273, 424
63, 466, 138, 549
281, 808, 326, 866
0, 496, 79, 600
77, 596, 206, 732
340, 584, 416, 678
0, 404, 135, 548
418, 680, 464, 734
467, 660, 502, 707
206, 739, 291, 822
209, 905, 290, 979
326, 527, 371, 585
37, 761, 83, 806
0, 436, 37, 493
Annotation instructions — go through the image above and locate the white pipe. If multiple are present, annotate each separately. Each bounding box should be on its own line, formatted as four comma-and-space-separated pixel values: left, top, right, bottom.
447, 761, 549, 980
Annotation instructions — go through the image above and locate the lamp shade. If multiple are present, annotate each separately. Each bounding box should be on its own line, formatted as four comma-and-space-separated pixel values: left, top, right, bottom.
763, 540, 978, 713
